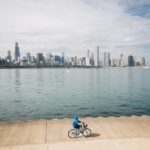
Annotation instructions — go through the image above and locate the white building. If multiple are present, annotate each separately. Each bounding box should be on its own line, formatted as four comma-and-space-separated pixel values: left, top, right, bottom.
85, 57, 91, 66
77, 58, 82, 66
111, 59, 118, 67
116, 59, 120, 67
124, 58, 128, 67
104, 52, 110, 67
111, 59, 114, 67
46, 53, 52, 64
70, 57, 75, 66
94, 46, 100, 67
120, 59, 124, 67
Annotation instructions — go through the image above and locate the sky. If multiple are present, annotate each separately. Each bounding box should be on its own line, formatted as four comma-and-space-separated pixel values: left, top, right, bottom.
0, 0, 150, 64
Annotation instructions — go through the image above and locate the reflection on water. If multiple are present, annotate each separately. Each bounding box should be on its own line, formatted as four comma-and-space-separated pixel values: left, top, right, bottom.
14, 69, 21, 92
0, 68, 150, 122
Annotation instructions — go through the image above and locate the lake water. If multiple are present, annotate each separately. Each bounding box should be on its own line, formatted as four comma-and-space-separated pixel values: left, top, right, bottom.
0, 68, 150, 122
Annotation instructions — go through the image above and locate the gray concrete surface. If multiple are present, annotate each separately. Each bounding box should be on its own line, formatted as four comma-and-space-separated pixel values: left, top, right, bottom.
0, 116, 150, 150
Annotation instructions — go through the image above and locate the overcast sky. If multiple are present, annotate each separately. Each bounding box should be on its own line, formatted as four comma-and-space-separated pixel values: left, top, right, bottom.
0, 0, 150, 64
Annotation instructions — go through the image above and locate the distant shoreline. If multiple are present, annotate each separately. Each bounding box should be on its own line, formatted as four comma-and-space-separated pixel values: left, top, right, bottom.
0, 66, 148, 69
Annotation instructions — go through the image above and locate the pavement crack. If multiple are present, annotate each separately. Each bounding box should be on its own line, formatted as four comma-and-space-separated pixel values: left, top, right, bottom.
45, 120, 47, 143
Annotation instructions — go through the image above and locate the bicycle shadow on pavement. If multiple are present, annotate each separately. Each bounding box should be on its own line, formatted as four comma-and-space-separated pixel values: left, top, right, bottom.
89, 133, 100, 138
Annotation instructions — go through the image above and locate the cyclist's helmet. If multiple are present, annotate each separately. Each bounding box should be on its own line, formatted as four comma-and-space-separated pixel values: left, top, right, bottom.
74, 115, 78, 120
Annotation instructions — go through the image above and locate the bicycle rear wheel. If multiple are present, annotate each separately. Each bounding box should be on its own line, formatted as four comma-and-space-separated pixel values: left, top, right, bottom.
68, 129, 77, 138
83, 128, 91, 137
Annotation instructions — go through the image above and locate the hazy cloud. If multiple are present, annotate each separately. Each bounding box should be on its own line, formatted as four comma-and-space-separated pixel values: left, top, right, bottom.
0, 0, 149, 63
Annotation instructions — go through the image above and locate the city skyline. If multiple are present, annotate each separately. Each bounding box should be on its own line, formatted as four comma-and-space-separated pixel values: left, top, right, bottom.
0, 0, 150, 64
0, 42, 146, 67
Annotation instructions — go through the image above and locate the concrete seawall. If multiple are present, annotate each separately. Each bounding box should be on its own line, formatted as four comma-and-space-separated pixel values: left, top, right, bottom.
0, 116, 150, 150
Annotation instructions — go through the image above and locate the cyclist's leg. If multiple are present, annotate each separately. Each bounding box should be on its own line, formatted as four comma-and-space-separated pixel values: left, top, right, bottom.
79, 124, 83, 133
75, 125, 80, 134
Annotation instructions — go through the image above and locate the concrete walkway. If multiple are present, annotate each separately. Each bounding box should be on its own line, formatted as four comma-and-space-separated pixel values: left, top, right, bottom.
1, 138, 150, 150
0, 116, 150, 150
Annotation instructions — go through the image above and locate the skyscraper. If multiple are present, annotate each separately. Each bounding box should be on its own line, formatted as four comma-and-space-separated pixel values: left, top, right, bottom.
91, 52, 94, 66
26, 53, 31, 63
120, 54, 124, 67
104, 52, 110, 67
61, 51, 65, 65
128, 55, 134, 66
14, 42, 20, 62
87, 49, 90, 58
46, 53, 52, 64
7, 50, 12, 62
37, 53, 44, 63
94, 46, 100, 67
141, 57, 146, 66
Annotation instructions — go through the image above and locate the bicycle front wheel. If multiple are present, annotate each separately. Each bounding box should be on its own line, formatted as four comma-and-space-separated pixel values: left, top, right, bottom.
83, 128, 91, 137
68, 129, 77, 138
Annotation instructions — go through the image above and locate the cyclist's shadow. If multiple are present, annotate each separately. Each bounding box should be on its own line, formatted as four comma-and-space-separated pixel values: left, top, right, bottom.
89, 133, 100, 138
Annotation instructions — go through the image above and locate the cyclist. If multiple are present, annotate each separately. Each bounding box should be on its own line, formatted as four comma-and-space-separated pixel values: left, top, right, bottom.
72, 115, 82, 131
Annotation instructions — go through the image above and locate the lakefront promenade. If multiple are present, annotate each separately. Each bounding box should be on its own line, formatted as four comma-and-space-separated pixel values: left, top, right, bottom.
0, 116, 150, 150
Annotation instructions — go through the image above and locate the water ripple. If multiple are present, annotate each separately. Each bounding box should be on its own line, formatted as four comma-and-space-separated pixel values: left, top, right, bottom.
0, 68, 150, 121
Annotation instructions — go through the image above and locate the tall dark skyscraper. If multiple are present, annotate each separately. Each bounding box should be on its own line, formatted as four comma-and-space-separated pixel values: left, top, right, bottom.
14, 42, 20, 61
128, 55, 134, 66
37, 53, 44, 63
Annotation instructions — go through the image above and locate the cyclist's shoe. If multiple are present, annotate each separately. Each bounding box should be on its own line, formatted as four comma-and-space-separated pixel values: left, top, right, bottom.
80, 130, 83, 133
76, 131, 80, 135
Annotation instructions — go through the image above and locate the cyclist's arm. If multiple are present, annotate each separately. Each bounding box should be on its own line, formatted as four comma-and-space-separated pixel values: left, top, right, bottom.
78, 120, 81, 123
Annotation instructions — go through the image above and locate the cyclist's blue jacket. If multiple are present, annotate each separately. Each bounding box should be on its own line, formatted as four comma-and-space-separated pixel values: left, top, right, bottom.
73, 118, 80, 128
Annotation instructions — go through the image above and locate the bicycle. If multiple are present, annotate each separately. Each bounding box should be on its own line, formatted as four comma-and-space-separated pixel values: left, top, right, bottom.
68, 122, 92, 138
